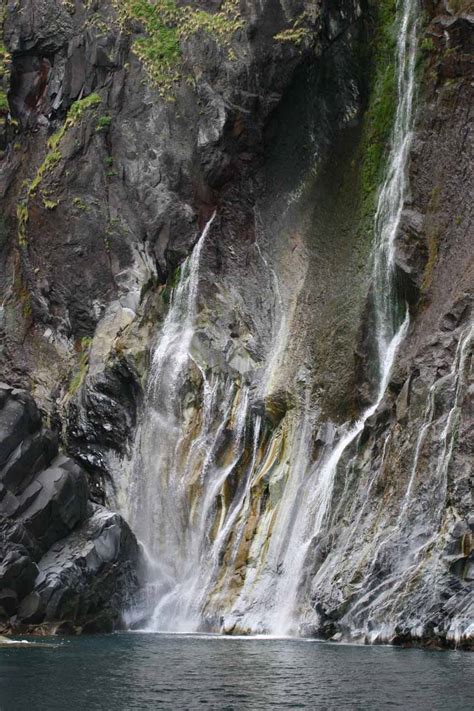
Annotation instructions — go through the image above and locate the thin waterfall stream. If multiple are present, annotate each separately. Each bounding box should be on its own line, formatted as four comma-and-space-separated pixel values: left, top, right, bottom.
120, 0, 420, 636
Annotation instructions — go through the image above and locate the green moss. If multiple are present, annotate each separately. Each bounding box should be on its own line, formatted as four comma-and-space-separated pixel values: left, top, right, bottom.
359, 0, 398, 213
273, 11, 315, 47
0, 89, 8, 112
12, 270, 33, 318
420, 37, 435, 53
112, 0, 242, 96
42, 197, 59, 210
274, 26, 311, 46
170, 264, 181, 288
68, 338, 92, 395
161, 264, 182, 304
96, 114, 112, 131
21, 294, 33, 318
68, 93, 102, 119
16, 202, 29, 247
0, 5, 10, 115
73, 197, 88, 211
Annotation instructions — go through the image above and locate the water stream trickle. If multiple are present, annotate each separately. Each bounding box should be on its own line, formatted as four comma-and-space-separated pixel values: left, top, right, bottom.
121, 0, 420, 635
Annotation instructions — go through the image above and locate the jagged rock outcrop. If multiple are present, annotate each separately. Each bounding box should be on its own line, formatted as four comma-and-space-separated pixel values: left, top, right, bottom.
0, 384, 142, 633
0, 0, 365, 483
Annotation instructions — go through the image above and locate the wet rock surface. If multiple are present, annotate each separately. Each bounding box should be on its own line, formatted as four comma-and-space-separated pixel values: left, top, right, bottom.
0, 385, 142, 634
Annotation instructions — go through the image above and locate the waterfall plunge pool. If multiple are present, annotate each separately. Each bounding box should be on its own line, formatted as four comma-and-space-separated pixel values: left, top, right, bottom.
1, 633, 472, 710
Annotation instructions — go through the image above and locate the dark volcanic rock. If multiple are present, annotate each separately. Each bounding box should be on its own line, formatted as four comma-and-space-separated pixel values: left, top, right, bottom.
0, 388, 41, 467
0, 546, 38, 602
0, 429, 58, 494
19, 457, 89, 551
31, 506, 142, 632
0, 385, 142, 633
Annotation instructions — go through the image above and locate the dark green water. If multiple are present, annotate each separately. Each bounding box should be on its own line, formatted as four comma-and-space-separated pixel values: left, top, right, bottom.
0, 633, 472, 710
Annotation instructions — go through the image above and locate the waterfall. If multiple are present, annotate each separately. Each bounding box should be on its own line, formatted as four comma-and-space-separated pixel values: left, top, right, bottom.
122, 213, 232, 631
227, 0, 419, 635
121, 0, 419, 636
372, 0, 418, 372
329, 320, 474, 644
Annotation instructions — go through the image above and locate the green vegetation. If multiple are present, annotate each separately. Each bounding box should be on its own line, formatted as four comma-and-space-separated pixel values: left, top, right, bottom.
420, 37, 435, 53
13, 269, 33, 319
162, 264, 181, 304
68, 337, 92, 395
274, 12, 313, 47
0, 43, 9, 112
104, 155, 117, 178
68, 92, 102, 119
169, 264, 181, 289
359, 0, 398, 210
96, 114, 112, 131
0, 3, 10, 115
42, 197, 59, 210
73, 196, 88, 211
111, 0, 242, 96
330, 0, 400, 307
16, 94, 102, 246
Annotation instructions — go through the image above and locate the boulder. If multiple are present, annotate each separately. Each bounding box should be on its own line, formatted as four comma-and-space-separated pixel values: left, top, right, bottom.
0, 396, 40, 468
0, 430, 58, 495
20, 458, 90, 551
18, 591, 45, 624
0, 484, 19, 517
32, 506, 143, 629
0, 546, 38, 601
0, 385, 143, 633
0, 589, 18, 618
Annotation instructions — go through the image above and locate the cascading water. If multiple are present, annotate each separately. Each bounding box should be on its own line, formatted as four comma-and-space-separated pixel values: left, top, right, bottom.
122, 210, 290, 632
372, 0, 418, 371
225, 0, 419, 635
121, 0, 420, 636
331, 320, 474, 644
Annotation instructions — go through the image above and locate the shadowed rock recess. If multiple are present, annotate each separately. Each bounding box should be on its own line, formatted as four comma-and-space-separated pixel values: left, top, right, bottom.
0, 0, 472, 646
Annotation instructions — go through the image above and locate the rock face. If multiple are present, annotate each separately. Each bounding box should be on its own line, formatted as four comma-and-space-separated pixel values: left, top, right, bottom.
0, 0, 472, 647
0, 385, 142, 633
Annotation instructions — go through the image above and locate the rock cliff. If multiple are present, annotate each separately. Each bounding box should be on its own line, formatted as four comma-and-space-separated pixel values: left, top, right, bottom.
0, 384, 142, 633
0, 0, 472, 646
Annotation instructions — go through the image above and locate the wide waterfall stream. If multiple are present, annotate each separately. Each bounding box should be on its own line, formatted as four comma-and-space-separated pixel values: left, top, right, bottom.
116, 0, 436, 638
